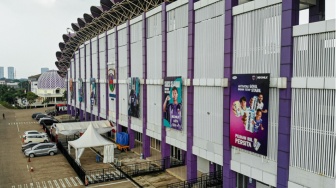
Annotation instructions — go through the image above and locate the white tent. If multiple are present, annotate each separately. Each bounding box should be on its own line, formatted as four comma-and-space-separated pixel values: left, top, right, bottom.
53, 120, 112, 135
68, 124, 116, 165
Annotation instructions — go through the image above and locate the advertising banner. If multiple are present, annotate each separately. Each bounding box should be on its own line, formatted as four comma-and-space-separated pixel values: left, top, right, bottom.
230, 74, 270, 156
78, 78, 83, 102
69, 78, 73, 100
108, 65, 116, 100
128, 77, 140, 118
90, 78, 97, 106
163, 77, 182, 130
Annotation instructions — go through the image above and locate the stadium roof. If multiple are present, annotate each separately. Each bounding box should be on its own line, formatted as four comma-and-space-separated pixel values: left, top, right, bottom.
55, 0, 170, 78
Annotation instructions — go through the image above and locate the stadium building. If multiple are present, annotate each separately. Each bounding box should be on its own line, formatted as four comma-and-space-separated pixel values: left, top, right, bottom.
55, 0, 336, 187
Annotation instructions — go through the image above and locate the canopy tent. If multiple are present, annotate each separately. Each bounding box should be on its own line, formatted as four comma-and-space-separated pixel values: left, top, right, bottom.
52, 120, 112, 135
68, 124, 116, 165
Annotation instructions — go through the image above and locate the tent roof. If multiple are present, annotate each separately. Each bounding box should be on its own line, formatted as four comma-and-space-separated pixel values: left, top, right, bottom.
68, 124, 114, 149
55, 120, 111, 132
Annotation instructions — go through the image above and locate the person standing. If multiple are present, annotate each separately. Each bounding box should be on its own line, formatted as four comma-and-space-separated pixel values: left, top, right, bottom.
2, 113, 5, 119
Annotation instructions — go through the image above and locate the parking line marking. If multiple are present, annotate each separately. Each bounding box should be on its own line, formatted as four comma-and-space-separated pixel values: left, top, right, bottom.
53, 180, 60, 188
18, 185, 22, 188
35, 182, 41, 188
47, 181, 53, 188
64, 178, 72, 187
58, 179, 66, 188
41, 181, 47, 188
30, 183, 34, 188
12, 186, 15, 188
75, 177, 83, 185
24, 184, 28, 188
17, 124, 20, 132
70, 177, 77, 186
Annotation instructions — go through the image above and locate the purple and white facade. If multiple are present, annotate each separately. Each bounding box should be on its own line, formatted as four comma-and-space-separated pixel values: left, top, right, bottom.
65, 0, 336, 187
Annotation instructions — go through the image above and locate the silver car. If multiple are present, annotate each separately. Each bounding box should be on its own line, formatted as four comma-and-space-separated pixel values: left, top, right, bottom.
24, 143, 58, 158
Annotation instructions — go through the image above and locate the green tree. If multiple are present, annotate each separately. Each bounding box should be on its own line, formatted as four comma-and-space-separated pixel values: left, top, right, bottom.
26, 92, 38, 108
0, 85, 16, 104
63, 90, 67, 101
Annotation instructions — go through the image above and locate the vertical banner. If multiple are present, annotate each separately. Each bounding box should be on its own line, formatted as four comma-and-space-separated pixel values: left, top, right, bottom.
163, 77, 182, 130
69, 78, 73, 100
128, 77, 140, 118
78, 78, 83, 102
230, 74, 270, 156
108, 65, 116, 100
90, 78, 97, 106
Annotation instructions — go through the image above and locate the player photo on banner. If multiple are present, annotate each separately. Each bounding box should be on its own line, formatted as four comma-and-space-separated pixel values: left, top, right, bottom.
230, 74, 270, 156
163, 77, 182, 130
108, 65, 116, 100
128, 77, 140, 118
90, 78, 97, 106
78, 78, 84, 102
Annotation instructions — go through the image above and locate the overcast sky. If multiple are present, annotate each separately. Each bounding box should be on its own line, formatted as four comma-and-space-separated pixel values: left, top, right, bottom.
0, 0, 99, 79
0, 0, 335, 79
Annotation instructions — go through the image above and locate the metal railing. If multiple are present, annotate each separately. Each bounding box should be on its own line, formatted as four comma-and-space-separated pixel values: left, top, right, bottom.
84, 167, 125, 184
115, 158, 165, 177
167, 170, 223, 188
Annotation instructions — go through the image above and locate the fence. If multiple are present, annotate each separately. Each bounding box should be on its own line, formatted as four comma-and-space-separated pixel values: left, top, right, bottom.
167, 170, 223, 188
84, 167, 125, 184
57, 142, 86, 183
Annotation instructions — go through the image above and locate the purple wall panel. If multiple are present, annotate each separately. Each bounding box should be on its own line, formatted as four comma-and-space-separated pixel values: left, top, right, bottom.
186, 0, 197, 181
97, 36, 101, 120
142, 12, 150, 158
223, 0, 238, 187
161, 2, 170, 165
115, 27, 122, 133
127, 20, 135, 149
105, 31, 109, 120
277, 0, 299, 187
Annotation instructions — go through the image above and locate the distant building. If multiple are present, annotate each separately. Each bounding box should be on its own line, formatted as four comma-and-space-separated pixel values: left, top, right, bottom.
0, 79, 5, 85
0, 67, 4, 79
6, 82, 19, 89
7, 67, 14, 79
36, 70, 66, 104
28, 74, 41, 94
41, 68, 49, 74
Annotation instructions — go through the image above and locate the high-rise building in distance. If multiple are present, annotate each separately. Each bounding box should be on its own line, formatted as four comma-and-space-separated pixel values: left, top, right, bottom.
41, 67, 49, 74
8, 67, 14, 79
0, 67, 4, 79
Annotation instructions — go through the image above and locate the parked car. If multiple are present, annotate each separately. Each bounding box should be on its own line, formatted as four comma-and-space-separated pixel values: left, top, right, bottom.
40, 118, 59, 126
24, 143, 57, 158
35, 114, 50, 120
23, 134, 49, 144
23, 130, 47, 137
22, 143, 40, 152
32, 112, 43, 119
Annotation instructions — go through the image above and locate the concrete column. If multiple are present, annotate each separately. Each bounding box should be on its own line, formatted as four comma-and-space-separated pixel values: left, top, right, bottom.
277, 0, 299, 187
186, 0, 197, 181
97, 36, 101, 120
223, 0, 238, 187
105, 31, 109, 121
127, 20, 135, 149
309, 0, 325, 23
142, 12, 150, 158
209, 162, 216, 173
161, 2, 171, 168
115, 27, 122, 133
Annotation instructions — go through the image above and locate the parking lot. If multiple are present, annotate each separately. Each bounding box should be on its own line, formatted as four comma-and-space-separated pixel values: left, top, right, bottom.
0, 106, 136, 188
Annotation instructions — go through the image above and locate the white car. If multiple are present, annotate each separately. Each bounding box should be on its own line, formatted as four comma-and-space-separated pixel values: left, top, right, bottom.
23, 134, 49, 144
23, 130, 47, 138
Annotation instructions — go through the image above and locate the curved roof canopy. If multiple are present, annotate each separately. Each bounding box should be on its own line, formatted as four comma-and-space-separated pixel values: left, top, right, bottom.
55, 0, 171, 77
71, 23, 80, 32
91, 6, 103, 18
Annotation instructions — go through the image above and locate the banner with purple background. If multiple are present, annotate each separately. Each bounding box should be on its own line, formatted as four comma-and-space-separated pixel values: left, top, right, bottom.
230, 74, 270, 156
